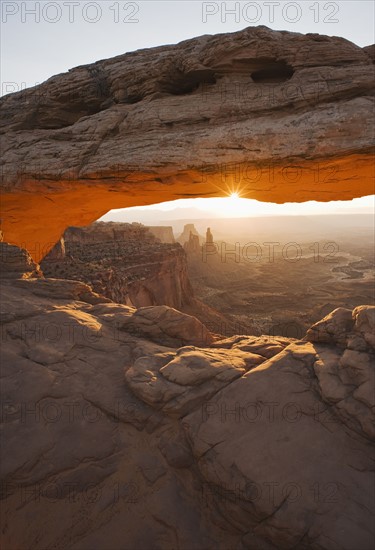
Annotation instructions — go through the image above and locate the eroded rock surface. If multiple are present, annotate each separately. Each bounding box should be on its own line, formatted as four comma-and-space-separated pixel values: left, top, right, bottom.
306, 305, 375, 352
0, 242, 42, 279
120, 305, 214, 347
181, 330, 374, 549
1, 269, 373, 549
126, 345, 264, 416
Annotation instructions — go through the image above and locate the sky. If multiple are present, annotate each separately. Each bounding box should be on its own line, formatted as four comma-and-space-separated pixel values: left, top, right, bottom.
99, 195, 375, 223
1, 1, 374, 95
1, 1, 374, 218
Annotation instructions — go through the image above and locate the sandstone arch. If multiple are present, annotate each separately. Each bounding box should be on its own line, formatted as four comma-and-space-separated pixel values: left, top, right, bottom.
0, 26, 374, 261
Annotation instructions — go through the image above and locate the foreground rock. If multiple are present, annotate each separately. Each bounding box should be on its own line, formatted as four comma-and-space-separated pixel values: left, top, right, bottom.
306, 305, 375, 351
0, 242, 42, 279
120, 305, 214, 347
0, 268, 373, 549
183, 335, 374, 550
126, 345, 264, 416
1, 26, 374, 258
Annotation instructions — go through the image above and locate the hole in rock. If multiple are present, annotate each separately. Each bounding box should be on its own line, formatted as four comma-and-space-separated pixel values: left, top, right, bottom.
251, 60, 294, 83
160, 69, 217, 95
18, 94, 113, 131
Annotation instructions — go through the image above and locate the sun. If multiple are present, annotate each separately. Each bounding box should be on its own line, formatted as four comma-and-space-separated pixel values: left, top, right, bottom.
210, 190, 250, 216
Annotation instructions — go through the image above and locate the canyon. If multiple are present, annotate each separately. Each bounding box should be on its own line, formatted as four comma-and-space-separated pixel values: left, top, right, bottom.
184, 217, 375, 337
41, 222, 191, 310
40, 218, 375, 340
40, 221, 230, 333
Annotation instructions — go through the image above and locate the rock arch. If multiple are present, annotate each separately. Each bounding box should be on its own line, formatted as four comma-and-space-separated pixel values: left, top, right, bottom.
0, 26, 374, 261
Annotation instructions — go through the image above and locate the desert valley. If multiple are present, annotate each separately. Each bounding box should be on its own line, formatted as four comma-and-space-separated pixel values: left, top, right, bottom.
40, 214, 375, 340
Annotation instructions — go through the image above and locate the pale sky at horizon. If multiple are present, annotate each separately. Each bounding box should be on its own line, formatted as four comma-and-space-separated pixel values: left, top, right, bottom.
1, 1, 374, 96
99, 195, 375, 221
2, 1, 374, 216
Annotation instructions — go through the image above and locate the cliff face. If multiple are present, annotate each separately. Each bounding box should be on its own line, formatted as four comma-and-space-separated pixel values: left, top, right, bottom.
0, 243, 42, 279
177, 224, 204, 245
184, 231, 201, 255
147, 226, 175, 243
1, 251, 374, 549
0, 26, 373, 259
41, 222, 192, 310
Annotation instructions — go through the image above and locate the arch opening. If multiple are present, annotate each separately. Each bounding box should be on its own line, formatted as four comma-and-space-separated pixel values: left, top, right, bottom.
38, 194, 375, 339
0, 152, 373, 263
